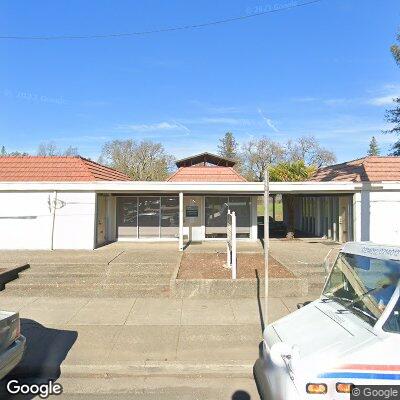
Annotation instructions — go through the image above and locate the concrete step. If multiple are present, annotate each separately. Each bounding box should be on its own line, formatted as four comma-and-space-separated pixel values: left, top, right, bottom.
3, 283, 171, 297
298, 273, 326, 296
16, 272, 172, 282
289, 265, 326, 277
308, 281, 325, 295
5, 280, 171, 289
23, 264, 175, 275
26, 261, 176, 268
284, 264, 326, 296
306, 273, 327, 283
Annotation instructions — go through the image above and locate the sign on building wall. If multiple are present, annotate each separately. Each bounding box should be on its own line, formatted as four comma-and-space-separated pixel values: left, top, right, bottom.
186, 205, 199, 218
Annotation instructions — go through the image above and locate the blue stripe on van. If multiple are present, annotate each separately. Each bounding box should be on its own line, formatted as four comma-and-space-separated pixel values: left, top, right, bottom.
318, 372, 400, 380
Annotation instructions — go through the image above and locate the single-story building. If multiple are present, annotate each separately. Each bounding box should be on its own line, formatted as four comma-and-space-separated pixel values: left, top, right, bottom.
0, 153, 399, 250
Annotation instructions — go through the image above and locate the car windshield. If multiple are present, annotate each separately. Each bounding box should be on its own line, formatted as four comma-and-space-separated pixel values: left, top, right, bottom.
323, 252, 400, 329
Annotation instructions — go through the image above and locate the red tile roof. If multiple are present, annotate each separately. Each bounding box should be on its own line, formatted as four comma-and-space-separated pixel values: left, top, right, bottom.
166, 166, 247, 182
309, 156, 400, 182
0, 156, 131, 181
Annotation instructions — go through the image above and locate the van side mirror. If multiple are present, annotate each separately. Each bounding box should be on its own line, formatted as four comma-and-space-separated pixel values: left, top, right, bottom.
270, 342, 294, 367
270, 343, 300, 370
297, 301, 312, 309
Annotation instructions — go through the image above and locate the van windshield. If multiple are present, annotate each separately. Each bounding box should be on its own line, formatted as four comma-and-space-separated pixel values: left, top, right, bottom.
323, 252, 400, 328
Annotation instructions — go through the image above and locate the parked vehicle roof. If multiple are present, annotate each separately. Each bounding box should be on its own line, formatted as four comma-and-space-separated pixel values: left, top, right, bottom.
341, 241, 400, 261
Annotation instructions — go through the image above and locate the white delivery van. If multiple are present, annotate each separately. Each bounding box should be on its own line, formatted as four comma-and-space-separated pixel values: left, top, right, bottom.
255, 242, 400, 400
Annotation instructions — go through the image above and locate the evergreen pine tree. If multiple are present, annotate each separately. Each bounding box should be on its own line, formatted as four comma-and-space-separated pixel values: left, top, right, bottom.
385, 32, 400, 154
367, 136, 380, 156
392, 141, 400, 156
217, 132, 238, 160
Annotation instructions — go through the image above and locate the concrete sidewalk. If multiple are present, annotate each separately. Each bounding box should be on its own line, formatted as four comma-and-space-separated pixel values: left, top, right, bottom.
0, 295, 316, 375
0, 295, 312, 328
0, 241, 326, 398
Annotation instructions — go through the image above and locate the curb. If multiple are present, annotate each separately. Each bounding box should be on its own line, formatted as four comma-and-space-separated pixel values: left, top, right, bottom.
9, 361, 254, 379
61, 361, 254, 377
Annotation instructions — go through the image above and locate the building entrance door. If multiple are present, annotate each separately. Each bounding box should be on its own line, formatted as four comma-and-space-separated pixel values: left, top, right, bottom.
184, 196, 203, 241
97, 195, 107, 246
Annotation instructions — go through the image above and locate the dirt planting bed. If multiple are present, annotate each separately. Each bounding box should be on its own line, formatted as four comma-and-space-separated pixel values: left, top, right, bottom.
178, 252, 294, 279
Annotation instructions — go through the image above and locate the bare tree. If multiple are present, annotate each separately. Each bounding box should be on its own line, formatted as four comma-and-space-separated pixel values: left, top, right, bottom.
312, 148, 336, 168
37, 142, 79, 156
99, 139, 174, 181
63, 146, 78, 156
241, 137, 285, 181
285, 136, 336, 167
37, 142, 59, 156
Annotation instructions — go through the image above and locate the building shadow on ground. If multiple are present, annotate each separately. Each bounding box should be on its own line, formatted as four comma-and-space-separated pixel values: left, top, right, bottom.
0, 319, 77, 399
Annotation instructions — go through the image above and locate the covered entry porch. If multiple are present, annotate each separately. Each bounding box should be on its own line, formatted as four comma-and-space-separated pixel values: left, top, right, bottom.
95, 191, 259, 249
284, 194, 354, 242
94, 180, 362, 249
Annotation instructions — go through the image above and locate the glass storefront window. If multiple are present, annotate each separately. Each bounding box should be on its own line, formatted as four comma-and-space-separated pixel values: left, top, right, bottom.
205, 197, 229, 238
205, 196, 251, 238
161, 196, 179, 238
228, 196, 251, 238
138, 197, 160, 238
117, 195, 251, 240
117, 197, 138, 238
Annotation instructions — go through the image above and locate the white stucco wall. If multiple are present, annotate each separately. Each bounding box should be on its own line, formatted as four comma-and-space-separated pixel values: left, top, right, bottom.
353, 190, 400, 245
368, 191, 400, 246
52, 192, 96, 249
0, 181, 399, 249
0, 191, 96, 250
0, 192, 54, 249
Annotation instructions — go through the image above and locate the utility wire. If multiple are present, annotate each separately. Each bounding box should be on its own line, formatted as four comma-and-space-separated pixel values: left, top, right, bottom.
0, 0, 323, 40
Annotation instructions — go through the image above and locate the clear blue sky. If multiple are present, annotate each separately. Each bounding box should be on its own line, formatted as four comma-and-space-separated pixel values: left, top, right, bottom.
1, 0, 399, 162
